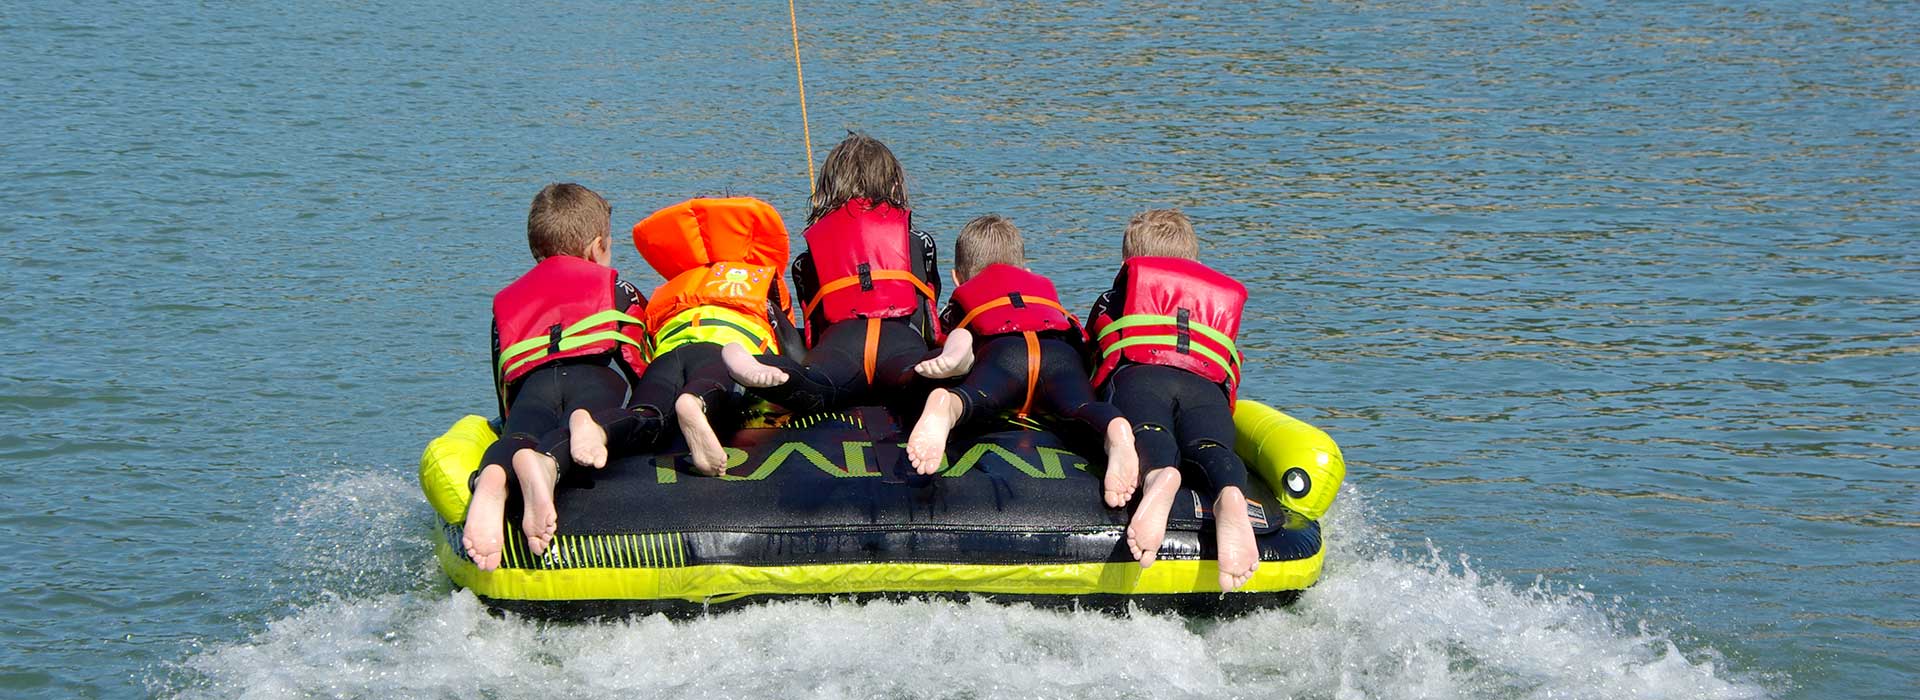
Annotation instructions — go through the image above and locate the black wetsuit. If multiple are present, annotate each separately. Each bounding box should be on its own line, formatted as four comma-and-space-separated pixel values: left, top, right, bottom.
548, 341, 736, 467
1088, 288, 1250, 497
934, 302, 1125, 442
743, 230, 942, 414
477, 280, 644, 483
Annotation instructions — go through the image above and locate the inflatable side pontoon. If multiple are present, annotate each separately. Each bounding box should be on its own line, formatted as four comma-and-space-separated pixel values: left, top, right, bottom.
419, 400, 1344, 618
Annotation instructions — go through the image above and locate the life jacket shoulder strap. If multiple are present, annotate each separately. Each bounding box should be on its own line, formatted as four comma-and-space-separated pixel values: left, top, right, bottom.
801, 268, 937, 320
953, 293, 1073, 333
1094, 312, 1239, 356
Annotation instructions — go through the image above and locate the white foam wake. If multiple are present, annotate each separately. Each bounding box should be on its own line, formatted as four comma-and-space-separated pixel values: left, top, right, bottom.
157, 476, 1776, 699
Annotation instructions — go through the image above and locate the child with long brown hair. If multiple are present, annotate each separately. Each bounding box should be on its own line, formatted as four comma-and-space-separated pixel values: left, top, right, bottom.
722, 133, 967, 413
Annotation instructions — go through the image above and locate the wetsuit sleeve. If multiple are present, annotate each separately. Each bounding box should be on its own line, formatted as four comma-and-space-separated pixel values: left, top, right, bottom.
939, 300, 962, 334
791, 251, 818, 330
914, 229, 942, 298
491, 318, 508, 421
769, 297, 807, 363
1085, 288, 1119, 366
912, 229, 945, 343
791, 252, 816, 304
612, 277, 649, 386
615, 278, 646, 310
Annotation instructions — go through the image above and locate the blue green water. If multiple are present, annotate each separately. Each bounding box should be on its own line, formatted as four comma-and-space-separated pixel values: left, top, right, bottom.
2, 1, 1914, 698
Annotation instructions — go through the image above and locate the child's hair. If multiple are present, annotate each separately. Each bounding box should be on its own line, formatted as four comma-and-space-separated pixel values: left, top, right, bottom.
526, 183, 611, 260
952, 215, 1024, 281
1121, 208, 1199, 260
809, 132, 908, 225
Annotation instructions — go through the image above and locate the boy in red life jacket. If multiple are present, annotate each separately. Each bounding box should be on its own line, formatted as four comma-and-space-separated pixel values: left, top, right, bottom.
538, 197, 801, 477
902, 216, 1139, 484
720, 133, 961, 413
464, 183, 649, 572
1087, 209, 1260, 592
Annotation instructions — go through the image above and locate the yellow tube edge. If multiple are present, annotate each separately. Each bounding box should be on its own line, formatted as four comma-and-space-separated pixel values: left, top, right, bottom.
419, 415, 497, 523
435, 537, 1323, 601
1232, 400, 1345, 521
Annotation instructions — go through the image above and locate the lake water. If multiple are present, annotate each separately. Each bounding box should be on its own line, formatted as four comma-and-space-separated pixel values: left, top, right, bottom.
2, 1, 1914, 698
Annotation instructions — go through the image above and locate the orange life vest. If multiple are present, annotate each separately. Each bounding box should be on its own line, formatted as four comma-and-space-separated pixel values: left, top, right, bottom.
632, 197, 794, 354
949, 264, 1086, 417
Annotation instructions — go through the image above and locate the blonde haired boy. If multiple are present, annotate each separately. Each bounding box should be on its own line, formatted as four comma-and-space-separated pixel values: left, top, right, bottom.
1086, 208, 1260, 591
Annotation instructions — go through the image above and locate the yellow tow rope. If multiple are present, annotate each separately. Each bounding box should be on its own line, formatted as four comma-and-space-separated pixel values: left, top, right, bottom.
787, 0, 816, 195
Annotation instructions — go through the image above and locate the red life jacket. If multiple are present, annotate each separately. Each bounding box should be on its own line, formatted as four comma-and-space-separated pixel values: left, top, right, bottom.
950, 264, 1082, 340
799, 199, 939, 345
493, 255, 648, 387
1090, 256, 1247, 399
951, 264, 1085, 417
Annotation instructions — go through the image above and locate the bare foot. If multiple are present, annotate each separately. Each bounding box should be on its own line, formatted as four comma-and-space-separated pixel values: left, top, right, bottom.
722, 342, 788, 388
461, 464, 508, 571
913, 329, 975, 378
568, 408, 609, 469
676, 393, 728, 476
1101, 418, 1138, 508
905, 389, 964, 474
511, 448, 560, 556
1214, 486, 1260, 592
1126, 467, 1181, 567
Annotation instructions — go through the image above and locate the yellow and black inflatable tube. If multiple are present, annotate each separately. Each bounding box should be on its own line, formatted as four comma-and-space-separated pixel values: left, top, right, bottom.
420, 401, 1343, 618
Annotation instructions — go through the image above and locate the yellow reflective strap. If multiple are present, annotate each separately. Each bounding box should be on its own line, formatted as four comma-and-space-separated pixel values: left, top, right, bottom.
653, 307, 773, 356
802, 270, 937, 320
1095, 313, 1239, 359
498, 335, 552, 366
1100, 335, 1240, 386
500, 330, 647, 378
497, 309, 647, 373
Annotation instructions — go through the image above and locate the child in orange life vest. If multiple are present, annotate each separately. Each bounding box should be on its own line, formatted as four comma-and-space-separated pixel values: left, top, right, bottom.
539, 197, 800, 477
1086, 209, 1260, 592
465, 183, 648, 572
721, 133, 956, 413
903, 216, 1139, 482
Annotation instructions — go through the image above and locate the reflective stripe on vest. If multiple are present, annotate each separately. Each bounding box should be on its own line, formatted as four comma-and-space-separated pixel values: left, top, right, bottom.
1095, 312, 1241, 388
497, 308, 648, 379
644, 262, 785, 356
1088, 256, 1248, 398
652, 306, 773, 356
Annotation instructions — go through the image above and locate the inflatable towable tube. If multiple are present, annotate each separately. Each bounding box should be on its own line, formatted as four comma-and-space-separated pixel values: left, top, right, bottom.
419, 400, 1345, 618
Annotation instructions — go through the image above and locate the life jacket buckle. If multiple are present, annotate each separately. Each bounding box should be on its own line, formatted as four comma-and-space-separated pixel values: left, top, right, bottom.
548, 323, 565, 354
1175, 309, 1192, 354
856, 263, 874, 291
1008, 291, 1027, 309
